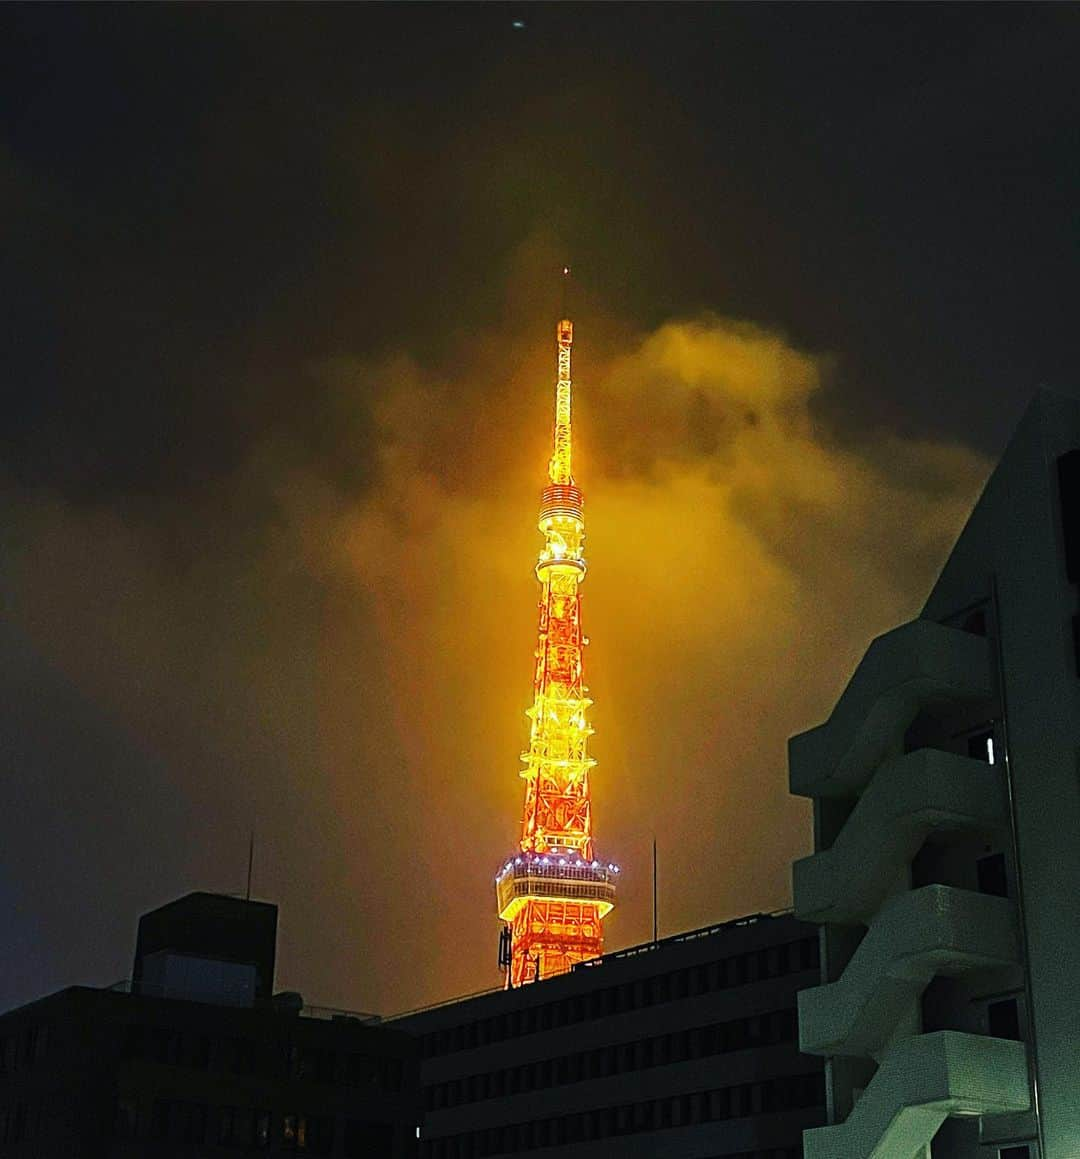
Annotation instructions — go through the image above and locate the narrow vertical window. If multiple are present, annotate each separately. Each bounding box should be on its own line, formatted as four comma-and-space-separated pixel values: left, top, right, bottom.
988, 998, 1022, 1041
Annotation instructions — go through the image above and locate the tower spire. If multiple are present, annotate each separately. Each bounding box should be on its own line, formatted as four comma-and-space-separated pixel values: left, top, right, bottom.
494, 301, 618, 988
549, 315, 574, 486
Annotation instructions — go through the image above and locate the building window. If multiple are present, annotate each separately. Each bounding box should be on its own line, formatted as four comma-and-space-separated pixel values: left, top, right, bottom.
219, 1106, 268, 1149
21, 1024, 47, 1065
295, 1046, 335, 1083
255, 1110, 271, 1148
229, 1036, 257, 1075
345, 1052, 380, 1088
382, 1056, 403, 1092
1000, 1148, 1030, 1159
151, 1100, 170, 1140
121, 1024, 145, 1061
343, 1120, 394, 1157
978, 853, 1009, 898
293, 1113, 337, 1153
988, 998, 1023, 1042
152, 1100, 208, 1144
961, 608, 988, 636
180, 1102, 208, 1144
9, 1103, 27, 1145
150, 1027, 182, 1065
306, 1116, 336, 1155
1057, 449, 1080, 581
967, 728, 996, 764
282, 1113, 306, 1151
801, 936, 821, 970
189, 1034, 211, 1069
112, 1097, 140, 1140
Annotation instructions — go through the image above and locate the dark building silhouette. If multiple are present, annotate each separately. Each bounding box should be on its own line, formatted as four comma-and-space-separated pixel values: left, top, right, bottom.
0, 893, 419, 1157
395, 911, 824, 1159
790, 391, 1080, 1158
132, 892, 278, 1004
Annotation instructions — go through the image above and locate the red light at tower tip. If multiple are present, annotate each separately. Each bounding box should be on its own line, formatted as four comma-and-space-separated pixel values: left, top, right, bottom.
494, 315, 618, 987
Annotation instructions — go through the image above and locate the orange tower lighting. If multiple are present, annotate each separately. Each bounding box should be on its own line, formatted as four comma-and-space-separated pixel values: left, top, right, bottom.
495, 305, 618, 987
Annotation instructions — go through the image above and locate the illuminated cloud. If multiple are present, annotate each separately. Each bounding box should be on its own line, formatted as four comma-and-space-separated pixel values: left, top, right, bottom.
0, 310, 988, 1012
295, 312, 988, 1003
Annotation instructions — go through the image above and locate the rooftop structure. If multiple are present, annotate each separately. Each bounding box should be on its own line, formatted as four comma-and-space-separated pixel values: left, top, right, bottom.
132, 891, 278, 1007
0, 893, 419, 1156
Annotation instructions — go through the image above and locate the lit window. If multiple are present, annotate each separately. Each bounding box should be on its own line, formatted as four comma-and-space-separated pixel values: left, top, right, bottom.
282, 1113, 307, 1151
967, 728, 996, 764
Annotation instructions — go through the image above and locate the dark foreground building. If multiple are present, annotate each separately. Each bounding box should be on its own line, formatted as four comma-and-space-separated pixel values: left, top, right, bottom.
0, 893, 419, 1157
789, 391, 1080, 1159
395, 911, 824, 1159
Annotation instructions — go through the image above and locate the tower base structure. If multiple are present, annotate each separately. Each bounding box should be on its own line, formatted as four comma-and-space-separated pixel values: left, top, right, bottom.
508, 901, 603, 987
496, 853, 617, 985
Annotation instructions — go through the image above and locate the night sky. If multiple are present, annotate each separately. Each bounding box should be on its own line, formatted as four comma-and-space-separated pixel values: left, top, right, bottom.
2, 5, 1078, 1017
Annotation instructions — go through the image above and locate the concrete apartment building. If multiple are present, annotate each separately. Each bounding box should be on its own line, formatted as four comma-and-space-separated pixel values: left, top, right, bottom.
0, 893, 419, 1158
789, 390, 1080, 1159
396, 911, 824, 1159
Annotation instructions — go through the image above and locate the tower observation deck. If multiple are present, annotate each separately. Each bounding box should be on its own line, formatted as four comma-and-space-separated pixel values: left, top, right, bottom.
495, 309, 618, 987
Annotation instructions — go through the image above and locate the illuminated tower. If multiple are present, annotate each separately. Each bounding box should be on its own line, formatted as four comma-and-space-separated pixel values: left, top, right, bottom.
495, 309, 618, 987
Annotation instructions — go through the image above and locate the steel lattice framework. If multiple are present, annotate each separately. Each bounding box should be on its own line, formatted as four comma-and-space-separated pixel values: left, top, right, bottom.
495, 316, 618, 987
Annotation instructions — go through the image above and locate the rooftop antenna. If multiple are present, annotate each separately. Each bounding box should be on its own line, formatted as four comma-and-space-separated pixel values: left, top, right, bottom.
498, 924, 513, 989
652, 836, 659, 944
245, 827, 255, 901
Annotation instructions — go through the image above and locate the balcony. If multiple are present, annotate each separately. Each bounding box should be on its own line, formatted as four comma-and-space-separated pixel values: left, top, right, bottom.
790, 620, 992, 800
799, 885, 1018, 1059
793, 749, 1006, 924
802, 1031, 1029, 1159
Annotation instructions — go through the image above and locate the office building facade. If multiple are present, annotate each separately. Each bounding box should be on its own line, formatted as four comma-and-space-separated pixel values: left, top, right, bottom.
397, 911, 824, 1159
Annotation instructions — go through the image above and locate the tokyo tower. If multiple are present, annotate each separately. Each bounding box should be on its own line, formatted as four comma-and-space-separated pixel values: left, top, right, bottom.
495, 299, 618, 987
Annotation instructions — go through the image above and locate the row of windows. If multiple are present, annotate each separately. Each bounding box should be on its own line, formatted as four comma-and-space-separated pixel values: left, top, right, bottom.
0, 1024, 50, 1073
422, 1072, 824, 1158
423, 938, 818, 1057
427, 1006, 798, 1110
112, 1098, 398, 1156
120, 1024, 404, 1090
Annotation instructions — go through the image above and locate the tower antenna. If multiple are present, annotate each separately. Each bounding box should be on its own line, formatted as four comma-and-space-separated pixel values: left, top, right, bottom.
561, 265, 571, 320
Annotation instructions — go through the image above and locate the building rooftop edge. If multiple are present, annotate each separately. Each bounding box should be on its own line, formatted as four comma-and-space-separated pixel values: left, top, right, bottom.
0, 981, 382, 1026
389, 907, 801, 1022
